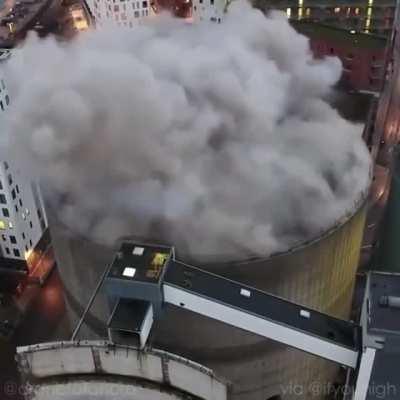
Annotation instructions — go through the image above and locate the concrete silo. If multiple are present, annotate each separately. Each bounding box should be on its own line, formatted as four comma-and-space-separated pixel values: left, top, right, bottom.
49, 184, 368, 400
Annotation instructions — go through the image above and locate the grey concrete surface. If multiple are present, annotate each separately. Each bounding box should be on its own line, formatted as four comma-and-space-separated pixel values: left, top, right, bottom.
16, 341, 228, 400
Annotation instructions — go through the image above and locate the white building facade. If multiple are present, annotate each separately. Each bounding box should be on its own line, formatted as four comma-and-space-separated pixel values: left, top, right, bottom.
0, 61, 53, 288
86, 0, 226, 28
191, 0, 225, 23
87, 0, 154, 28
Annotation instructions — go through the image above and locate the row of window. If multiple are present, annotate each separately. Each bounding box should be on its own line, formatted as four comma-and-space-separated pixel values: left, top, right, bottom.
0, 218, 33, 230
0, 174, 19, 190
0, 94, 10, 111
109, 0, 147, 4
3, 246, 21, 257
1, 233, 33, 247
106, 8, 148, 18
0, 191, 23, 206
111, 1, 147, 13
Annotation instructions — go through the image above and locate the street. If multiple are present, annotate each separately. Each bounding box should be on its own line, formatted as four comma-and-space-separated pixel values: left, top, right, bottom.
0, 268, 71, 400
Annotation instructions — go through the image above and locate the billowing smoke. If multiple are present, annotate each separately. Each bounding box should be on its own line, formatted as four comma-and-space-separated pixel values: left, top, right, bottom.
1, 2, 371, 261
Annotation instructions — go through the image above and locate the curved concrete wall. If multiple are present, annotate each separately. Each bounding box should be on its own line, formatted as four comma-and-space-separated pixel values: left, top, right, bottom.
16, 341, 228, 400
153, 202, 367, 400
50, 197, 367, 400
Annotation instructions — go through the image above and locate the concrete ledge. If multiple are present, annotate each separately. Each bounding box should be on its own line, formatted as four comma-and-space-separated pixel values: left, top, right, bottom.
17, 341, 228, 400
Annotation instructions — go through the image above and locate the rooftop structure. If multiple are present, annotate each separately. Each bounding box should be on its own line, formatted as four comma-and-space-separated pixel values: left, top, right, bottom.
354, 271, 400, 399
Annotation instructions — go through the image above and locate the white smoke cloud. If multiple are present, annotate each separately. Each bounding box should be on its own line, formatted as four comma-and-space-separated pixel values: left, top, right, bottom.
1, 2, 371, 261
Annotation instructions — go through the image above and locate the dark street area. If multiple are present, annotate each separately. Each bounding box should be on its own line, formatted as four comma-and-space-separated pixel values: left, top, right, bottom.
0, 268, 70, 400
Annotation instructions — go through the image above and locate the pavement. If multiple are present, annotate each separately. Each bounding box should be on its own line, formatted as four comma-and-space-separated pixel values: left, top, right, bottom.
0, 0, 15, 40
0, 268, 71, 400
0, 0, 61, 44
0, 0, 15, 18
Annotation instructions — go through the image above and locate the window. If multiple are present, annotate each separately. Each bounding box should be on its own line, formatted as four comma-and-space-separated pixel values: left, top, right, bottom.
199, 0, 202, 4
5, 247, 10, 254
330, 47, 334, 54
13, 248, 20, 257
29, 239, 32, 247
19, 198, 22, 207
122, 267, 136, 277
134, 10, 139, 17
133, 246, 145, 255
22, 232, 25, 240
5, 95, 9, 106
132, 2, 135, 8
1, 234, 5, 241
37, 209, 42, 219
11, 189, 15, 200
8, 174, 12, 185
210, 0, 213, 4
121, 12, 127, 19
15, 205, 18, 213
0, 194, 6, 204
142, 0, 147, 6
1, 80, 5, 90
123, 3, 126, 10
29, 221, 33, 229
10, 235, 16, 244
0, 180, 2, 190
0, 220, 5, 230
25, 245, 28, 252
114, 4, 119, 11
16, 185, 19, 194
2, 208, 9, 217
0, 101, 3, 111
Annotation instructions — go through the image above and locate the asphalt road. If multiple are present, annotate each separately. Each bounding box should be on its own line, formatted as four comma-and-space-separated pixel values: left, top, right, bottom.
0, 268, 71, 400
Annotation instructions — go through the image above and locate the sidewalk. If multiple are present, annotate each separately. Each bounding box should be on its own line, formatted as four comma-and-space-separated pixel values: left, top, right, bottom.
0, 0, 15, 18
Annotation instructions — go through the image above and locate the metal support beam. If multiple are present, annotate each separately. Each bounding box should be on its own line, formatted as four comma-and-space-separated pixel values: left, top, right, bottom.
353, 348, 376, 400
